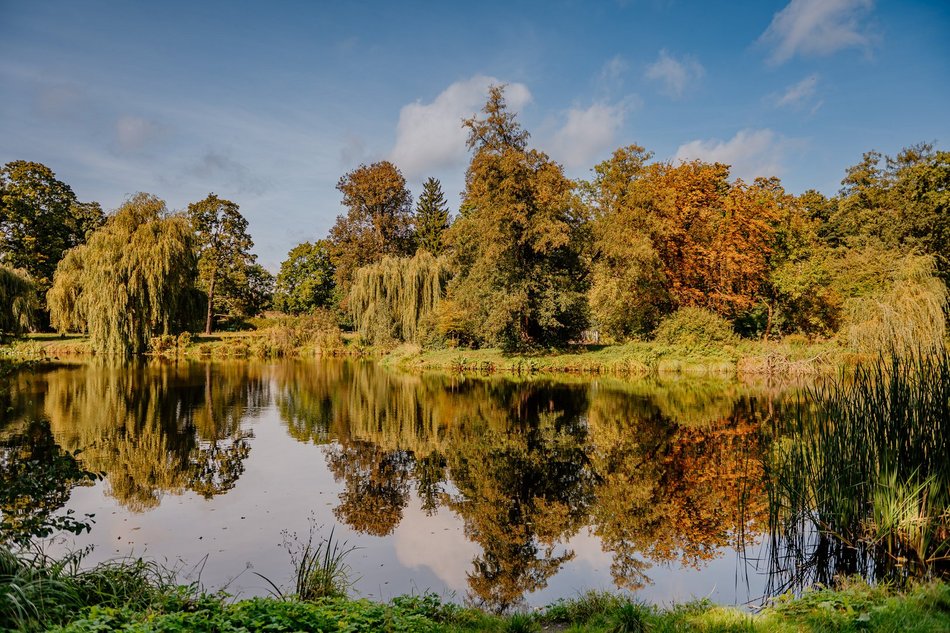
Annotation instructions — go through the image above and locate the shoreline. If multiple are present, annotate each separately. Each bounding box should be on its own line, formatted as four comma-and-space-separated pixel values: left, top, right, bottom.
2, 332, 858, 377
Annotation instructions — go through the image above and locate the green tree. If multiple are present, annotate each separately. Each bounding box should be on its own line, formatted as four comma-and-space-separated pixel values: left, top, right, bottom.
444, 85, 588, 351
414, 177, 450, 255
348, 251, 449, 346
229, 262, 275, 318
0, 266, 37, 337
328, 162, 415, 303
187, 193, 255, 333
274, 241, 336, 314
0, 161, 104, 294
47, 193, 200, 357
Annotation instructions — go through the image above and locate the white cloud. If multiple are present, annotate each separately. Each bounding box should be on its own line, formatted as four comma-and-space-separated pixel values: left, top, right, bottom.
644, 50, 704, 99
760, 0, 874, 64
674, 129, 789, 181
389, 75, 531, 179
773, 74, 819, 108
115, 115, 160, 152
597, 55, 628, 92
549, 102, 628, 170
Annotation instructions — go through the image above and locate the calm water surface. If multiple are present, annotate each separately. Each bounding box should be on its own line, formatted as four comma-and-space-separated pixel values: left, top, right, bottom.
2, 359, 808, 610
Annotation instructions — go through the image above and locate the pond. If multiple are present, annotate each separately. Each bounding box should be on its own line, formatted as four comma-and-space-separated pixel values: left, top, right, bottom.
0, 359, 943, 612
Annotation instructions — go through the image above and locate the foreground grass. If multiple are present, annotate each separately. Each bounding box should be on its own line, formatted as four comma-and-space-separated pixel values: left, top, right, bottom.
38, 581, 950, 633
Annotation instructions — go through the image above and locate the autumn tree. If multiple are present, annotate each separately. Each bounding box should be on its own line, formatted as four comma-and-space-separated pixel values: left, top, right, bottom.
47, 193, 200, 357
414, 177, 450, 255
328, 161, 415, 303
585, 146, 671, 338
187, 193, 255, 333
274, 240, 335, 314
0, 161, 104, 297
443, 85, 588, 351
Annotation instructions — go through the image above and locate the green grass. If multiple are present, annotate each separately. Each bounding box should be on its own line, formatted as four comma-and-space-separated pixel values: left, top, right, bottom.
383, 338, 848, 377
2, 542, 948, 632
0, 327, 858, 377
43, 580, 950, 632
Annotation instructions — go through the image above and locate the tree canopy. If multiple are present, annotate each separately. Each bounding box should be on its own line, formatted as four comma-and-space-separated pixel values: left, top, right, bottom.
442, 85, 589, 351
0, 266, 37, 337
48, 193, 200, 357
0, 161, 103, 296
274, 240, 336, 314
187, 193, 256, 333
328, 161, 415, 304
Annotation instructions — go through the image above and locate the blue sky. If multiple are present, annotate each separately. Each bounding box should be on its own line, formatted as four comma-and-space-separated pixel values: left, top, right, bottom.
2, 0, 948, 269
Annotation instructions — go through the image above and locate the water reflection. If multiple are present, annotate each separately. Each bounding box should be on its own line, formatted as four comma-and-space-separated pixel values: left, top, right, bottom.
267, 362, 770, 609
2, 359, 884, 610
4, 362, 267, 512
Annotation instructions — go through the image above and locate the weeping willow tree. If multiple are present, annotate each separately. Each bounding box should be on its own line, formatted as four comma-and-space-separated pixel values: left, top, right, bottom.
0, 266, 37, 337
348, 251, 449, 345
845, 253, 948, 353
47, 193, 201, 357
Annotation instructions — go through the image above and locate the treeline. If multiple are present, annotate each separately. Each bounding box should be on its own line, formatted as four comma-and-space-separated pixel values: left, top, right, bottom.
2, 85, 948, 355
0, 163, 273, 354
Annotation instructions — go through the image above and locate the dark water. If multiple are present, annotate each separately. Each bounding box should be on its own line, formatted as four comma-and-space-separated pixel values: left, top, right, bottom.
1, 360, 812, 609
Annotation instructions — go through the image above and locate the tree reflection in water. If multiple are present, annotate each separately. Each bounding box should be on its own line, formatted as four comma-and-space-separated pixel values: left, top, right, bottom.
275, 362, 771, 611
4, 359, 833, 612
5, 361, 266, 513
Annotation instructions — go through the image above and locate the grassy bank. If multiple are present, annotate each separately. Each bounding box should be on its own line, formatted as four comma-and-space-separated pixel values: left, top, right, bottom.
1, 331, 853, 377
3, 540, 948, 632
383, 338, 851, 377
23, 578, 950, 632
1, 330, 855, 377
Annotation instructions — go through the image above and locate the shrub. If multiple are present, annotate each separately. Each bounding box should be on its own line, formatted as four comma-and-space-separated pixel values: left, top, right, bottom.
653, 307, 736, 348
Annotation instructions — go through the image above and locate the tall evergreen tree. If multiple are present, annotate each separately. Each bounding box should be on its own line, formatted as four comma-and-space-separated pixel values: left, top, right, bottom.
187, 193, 255, 334
414, 177, 450, 255
443, 85, 588, 351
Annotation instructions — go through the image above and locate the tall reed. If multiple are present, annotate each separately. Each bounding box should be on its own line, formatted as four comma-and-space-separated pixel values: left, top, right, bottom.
765, 349, 950, 593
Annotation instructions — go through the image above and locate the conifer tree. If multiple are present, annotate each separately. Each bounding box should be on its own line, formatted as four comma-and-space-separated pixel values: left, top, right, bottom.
414, 177, 450, 255
443, 85, 588, 350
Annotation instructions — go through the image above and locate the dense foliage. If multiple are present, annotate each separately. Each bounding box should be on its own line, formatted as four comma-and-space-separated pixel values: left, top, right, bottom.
0, 266, 36, 337
443, 86, 589, 351
187, 193, 259, 333
0, 161, 103, 296
274, 240, 336, 314
348, 251, 448, 346
328, 161, 416, 305
47, 194, 200, 357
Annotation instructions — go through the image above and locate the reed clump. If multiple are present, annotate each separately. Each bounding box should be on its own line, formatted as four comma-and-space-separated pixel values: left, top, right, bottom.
767, 349, 950, 588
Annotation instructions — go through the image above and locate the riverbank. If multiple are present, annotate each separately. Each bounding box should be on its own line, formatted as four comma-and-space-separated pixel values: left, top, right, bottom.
2, 331, 853, 377
32, 579, 950, 632
383, 338, 850, 376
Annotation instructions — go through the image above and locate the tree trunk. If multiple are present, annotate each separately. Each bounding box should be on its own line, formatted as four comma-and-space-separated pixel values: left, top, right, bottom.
205, 270, 217, 335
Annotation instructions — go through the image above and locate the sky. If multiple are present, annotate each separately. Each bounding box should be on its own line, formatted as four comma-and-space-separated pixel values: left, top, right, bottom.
1, 0, 948, 270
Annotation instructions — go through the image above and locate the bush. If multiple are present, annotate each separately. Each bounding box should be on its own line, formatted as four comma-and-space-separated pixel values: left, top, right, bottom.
653, 307, 736, 348
258, 310, 343, 357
